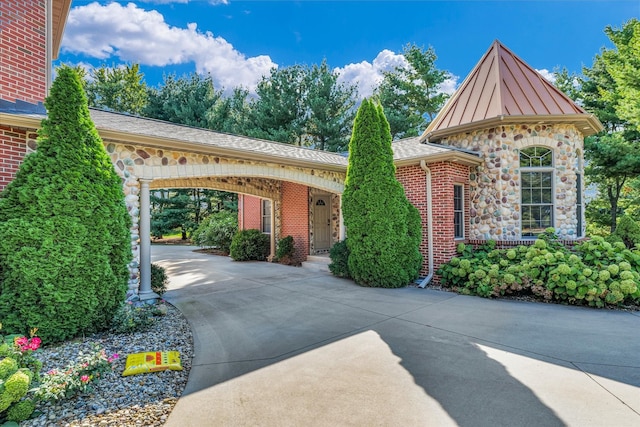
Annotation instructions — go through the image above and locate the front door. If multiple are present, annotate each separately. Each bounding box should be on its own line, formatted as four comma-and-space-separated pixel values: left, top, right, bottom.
313, 196, 331, 252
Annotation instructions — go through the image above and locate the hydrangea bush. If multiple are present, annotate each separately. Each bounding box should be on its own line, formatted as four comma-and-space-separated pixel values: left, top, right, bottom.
438, 230, 640, 308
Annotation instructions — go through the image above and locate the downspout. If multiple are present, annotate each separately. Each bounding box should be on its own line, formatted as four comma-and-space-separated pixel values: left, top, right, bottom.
418, 160, 434, 288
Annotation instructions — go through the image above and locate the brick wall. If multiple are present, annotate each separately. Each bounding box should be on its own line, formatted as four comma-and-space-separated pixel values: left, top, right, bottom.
238, 195, 262, 231
430, 162, 470, 276
0, 0, 47, 104
0, 125, 35, 190
396, 165, 429, 276
280, 182, 309, 264
397, 162, 470, 279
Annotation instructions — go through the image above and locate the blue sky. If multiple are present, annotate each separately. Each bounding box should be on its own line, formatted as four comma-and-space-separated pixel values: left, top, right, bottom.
58, 1, 639, 98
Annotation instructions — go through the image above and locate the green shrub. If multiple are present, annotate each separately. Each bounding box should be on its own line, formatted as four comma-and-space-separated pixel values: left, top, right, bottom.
151, 263, 169, 296
0, 66, 131, 343
192, 210, 238, 253
275, 236, 296, 265
229, 229, 270, 261
110, 302, 159, 334
329, 240, 351, 278
342, 99, 421, 288
6, 398, 36, 422
612, 215, 640, 249
0, 329, 41, 422
438, 233, 640, 308
34, 344, 117, 402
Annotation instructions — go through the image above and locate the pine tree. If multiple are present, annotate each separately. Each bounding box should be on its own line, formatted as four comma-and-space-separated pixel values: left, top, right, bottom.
0, 66, 132, 343
342, 99, 422, 288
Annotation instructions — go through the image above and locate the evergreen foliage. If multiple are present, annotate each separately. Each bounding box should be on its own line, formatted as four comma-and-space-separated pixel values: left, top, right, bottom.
376, 44, 449, 139
611, 215, 640, 249
341, 99, 422, 287
328, 239, 351, 278
83, 64, 148, 115
0, 66, 132, 343
275, 235, 296, 265
229, 229, 270, 261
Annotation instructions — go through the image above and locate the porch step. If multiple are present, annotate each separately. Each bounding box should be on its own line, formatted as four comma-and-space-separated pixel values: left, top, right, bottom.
301, 255, 331, 272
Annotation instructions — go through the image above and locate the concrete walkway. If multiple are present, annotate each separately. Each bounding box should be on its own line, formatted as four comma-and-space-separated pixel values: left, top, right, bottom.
153, 245, 640, 427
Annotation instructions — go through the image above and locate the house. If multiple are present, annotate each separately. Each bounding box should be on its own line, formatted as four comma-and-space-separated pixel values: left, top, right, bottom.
1, 1, 602, 295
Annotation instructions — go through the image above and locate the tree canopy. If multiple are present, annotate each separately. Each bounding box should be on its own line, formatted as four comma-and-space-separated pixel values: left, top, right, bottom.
602, 19, 640, 130
376, 44, 449, 139
84, 64, 148, 115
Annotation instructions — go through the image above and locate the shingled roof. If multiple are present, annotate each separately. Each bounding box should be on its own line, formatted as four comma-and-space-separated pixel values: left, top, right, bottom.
421, 40, 602, 142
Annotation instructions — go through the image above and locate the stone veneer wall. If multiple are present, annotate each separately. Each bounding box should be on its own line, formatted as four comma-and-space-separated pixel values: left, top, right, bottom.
106, 141, 344, 291
438, 123, 584, 240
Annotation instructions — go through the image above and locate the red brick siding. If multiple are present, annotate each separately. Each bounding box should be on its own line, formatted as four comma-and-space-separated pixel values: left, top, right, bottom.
397, 163, 470, 279
396, 165, 429, 276
0, 125, 32, 190
429, 162, 470, 278
0, 0, 47, 104
238, 195, 262, 231
280, 182, 309, 264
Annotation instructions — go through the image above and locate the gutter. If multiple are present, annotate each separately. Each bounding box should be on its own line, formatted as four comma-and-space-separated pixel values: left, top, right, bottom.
418, 160, 434, 288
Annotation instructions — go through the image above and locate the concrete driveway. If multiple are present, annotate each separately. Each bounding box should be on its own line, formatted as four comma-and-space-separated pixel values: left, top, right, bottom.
153, 245, 640, 427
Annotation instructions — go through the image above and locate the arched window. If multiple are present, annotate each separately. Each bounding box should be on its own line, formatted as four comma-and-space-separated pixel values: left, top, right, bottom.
520, 147, 554, 237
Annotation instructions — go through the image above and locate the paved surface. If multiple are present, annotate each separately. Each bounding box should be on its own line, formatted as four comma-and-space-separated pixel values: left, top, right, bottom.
153, 245, 640, 427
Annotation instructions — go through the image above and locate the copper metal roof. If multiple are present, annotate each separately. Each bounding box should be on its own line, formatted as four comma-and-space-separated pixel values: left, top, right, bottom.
421, 40, 602, 142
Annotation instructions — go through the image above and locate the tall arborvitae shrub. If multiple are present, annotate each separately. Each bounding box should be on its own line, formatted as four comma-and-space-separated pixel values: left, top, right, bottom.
342, 99, 422, 287
0, 66, 132, 343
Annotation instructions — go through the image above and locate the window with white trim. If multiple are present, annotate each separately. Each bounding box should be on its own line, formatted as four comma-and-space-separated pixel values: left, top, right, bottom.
454, 184, 464, 239
261, 199, 271, 234
576, 173, 583, 237
520, 147, 554, 237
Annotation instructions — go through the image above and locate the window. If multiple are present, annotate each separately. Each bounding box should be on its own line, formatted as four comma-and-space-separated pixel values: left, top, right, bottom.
261, 199, 271, 234
454, 184, 464, 239
520, 147, 554, 237
576, 173, 583, 237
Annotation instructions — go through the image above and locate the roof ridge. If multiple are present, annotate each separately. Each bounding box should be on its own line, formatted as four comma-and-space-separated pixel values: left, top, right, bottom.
421, 40, 600, 142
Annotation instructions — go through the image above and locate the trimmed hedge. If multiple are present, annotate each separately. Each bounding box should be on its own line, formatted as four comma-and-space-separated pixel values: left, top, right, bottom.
229, 229, 270, 261
0, 66, 132, 343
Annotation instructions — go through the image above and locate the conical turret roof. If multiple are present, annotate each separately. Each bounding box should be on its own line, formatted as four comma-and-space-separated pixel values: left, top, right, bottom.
421, 40, 602, 142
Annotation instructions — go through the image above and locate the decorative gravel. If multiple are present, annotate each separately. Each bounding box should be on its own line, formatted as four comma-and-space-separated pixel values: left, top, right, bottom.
22, 303, 193, 427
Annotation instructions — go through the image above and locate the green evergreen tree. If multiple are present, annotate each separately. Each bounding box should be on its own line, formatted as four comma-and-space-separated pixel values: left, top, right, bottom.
85, 63, 148, 115
375, 44, 449, 139
247, 65, 308, 145
0, 66, 132, 343
305, 60, 357, 152
342, 99, 422, 288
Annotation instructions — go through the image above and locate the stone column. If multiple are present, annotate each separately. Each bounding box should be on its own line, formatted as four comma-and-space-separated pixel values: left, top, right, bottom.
138, 179, 159, 301
339, 195, 346, 240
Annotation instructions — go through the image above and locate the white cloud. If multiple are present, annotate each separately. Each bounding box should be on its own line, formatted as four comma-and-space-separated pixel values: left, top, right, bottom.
335, 50, 460, 100
536, 68, 556, 84
334, 49, 408, 99
438, 72, 459, 95
62, 2, 274, 92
